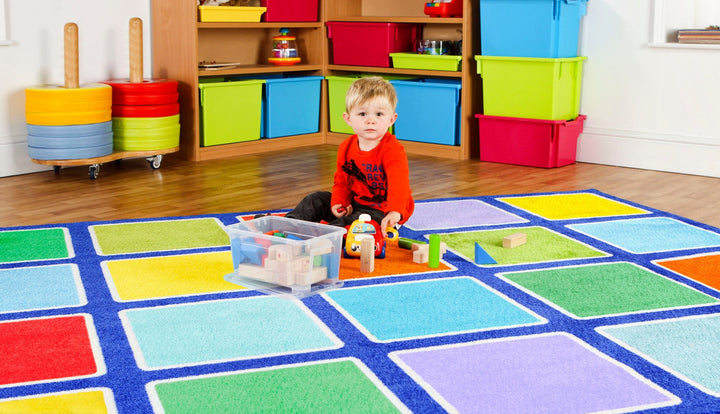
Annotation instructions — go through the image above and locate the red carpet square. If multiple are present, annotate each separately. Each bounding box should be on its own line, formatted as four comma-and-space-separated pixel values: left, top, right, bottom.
0, 314, 103, 387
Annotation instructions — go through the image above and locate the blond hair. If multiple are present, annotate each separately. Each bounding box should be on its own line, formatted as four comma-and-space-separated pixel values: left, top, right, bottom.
345, 76, 397, 113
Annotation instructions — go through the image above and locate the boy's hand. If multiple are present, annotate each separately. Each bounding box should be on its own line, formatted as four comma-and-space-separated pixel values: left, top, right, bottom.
381, 211, 402, 230
332, 204, 353, 218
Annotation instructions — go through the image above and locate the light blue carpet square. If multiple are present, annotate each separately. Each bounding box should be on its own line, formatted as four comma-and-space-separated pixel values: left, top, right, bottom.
568, 217, 720, 253
324, 277, 544, 342
0, 264, 85, 313
598, 314, 720, 396
120, 297, 342, 370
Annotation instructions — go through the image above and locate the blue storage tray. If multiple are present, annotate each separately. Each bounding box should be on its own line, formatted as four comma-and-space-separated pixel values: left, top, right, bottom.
390, 78, 461, 146
479, 0, 588, 58
263, 76, 323, 138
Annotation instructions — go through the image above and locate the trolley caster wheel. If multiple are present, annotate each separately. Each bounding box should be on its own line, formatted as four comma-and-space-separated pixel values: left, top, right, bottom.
147, 155, 163, 169
89, 164, 100, 180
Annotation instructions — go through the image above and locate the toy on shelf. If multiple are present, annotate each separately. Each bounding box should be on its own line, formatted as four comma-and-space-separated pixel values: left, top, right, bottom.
424, 0, 463, 18
269, 28, 301, 66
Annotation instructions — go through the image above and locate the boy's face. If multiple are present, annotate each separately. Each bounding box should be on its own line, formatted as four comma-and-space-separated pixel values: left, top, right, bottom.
343, 97, 397, 147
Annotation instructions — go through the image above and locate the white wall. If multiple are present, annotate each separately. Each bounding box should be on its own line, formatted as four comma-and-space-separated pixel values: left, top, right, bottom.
0, 0, 151, 177
577, 0, 720, 177
1, 1, 719, 178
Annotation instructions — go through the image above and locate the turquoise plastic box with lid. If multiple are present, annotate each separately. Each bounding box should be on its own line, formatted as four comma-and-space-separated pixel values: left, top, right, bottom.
325, 74, 416, 135
479, 0, 588, 58
262, 76, 323, 138
390, 78, 462, 146
198, 79, 265, 146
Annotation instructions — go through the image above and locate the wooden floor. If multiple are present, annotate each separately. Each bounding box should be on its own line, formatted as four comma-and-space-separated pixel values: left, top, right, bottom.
2, 144, 719, 228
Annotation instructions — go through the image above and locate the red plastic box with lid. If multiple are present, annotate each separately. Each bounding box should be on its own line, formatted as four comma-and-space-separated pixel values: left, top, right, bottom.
326, 22, 422, 68
475, 114, 586, 168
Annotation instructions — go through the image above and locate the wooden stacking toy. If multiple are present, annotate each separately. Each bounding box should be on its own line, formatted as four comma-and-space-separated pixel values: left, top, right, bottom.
26, 21, 179, 179
102, 18, 180, 152
25, 23, 114, 162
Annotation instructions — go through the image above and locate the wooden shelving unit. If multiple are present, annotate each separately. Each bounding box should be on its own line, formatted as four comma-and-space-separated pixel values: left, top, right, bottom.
151, 0, 480, 161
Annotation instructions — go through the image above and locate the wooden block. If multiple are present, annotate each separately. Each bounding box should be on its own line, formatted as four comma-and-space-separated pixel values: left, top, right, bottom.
269, 244, 293, 261
413, 249, 429, 264
360, 237, 375, 273
296, 266, 327, 285
235, 263, 270, 282
293, 256, 312, 273
412, 243, 429, 252
503, 233, 527, 248
308, 238, 333, 255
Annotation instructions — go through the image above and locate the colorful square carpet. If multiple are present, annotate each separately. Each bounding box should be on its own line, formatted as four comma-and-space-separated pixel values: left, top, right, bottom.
2, 190, 720, 413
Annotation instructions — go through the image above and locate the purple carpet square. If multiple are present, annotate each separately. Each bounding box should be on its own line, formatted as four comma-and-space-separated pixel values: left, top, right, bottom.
403, 200, 526, 231
390, 333, 678, 413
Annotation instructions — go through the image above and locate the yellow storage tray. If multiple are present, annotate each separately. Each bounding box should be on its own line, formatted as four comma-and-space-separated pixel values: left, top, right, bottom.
390, 53, 462, 72
198, 6, 266, 22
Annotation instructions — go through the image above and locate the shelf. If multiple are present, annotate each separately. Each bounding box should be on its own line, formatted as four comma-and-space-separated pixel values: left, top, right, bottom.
199, 64, 323, 77
324, 16, 462, 24
152, 0, 478, 161
326, 65, 463, 78
197, 134, 325, 161
198, 22, 323, 29
647, 41, 720, 50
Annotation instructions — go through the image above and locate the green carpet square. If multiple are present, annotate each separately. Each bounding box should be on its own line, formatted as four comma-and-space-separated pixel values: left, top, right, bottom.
0, 228, 71, 263
501, 262, 720, 318
149, 359, 406, 413
440, 226, 608, 266
90, 218, 229, 255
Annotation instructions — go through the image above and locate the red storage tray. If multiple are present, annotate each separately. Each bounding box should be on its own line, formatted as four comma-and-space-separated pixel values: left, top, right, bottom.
475, 114, 586, 168
261, 0, 318, 22
326, 22, 422, 67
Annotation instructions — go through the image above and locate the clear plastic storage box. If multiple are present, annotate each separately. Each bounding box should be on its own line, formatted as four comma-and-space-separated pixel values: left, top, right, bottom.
224, 216, 346, 298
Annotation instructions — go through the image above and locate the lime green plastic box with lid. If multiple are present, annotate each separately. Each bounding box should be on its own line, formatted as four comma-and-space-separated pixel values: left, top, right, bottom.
198, 79, 265, 146
474, 55, 586, 120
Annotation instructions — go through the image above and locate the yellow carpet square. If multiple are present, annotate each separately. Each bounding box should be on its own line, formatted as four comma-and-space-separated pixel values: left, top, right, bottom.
498, 193, 648, 220
103, 251, 240, 301
0, 389, 112, 413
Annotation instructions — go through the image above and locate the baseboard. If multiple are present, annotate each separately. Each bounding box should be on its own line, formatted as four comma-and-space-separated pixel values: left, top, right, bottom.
0, 140, 50, 177
577, 127, 720, 178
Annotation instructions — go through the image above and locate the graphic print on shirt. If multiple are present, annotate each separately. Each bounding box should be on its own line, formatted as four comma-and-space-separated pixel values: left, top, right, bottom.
341, 159, 387, 207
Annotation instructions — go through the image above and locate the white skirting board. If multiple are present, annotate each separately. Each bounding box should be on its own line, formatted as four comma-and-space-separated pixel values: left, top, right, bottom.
577, 127, 720, 178
0, 139, 50, 177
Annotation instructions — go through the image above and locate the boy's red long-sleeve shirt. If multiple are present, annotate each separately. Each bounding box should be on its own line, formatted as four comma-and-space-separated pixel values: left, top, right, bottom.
331, 132, 414, 224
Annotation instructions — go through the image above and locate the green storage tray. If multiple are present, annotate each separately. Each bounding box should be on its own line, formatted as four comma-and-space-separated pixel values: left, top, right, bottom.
474, 55, 586, 120
199, 80, 265, 146
390, 53, 462, 71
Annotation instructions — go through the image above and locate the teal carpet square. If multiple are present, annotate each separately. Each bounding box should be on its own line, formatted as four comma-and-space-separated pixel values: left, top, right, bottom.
568, 217, 720, 253
598, 314, 720, 397
323, 277, 545, 342
0, 264, 86, 314
120, 297, 342, 370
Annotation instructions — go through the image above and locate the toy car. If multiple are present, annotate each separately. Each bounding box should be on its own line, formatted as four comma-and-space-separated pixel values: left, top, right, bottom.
344, 214, 386, 259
